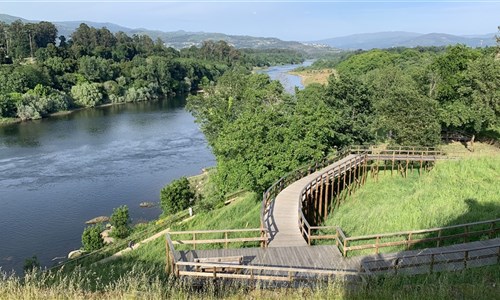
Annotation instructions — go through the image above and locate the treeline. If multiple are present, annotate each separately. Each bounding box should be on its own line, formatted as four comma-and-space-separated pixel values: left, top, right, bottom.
0, 21, 304, 121
187, 44, 499, 199
240, 48, 304, 67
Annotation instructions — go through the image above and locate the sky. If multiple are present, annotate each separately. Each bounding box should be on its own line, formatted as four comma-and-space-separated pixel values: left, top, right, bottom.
1, 1, 499, 41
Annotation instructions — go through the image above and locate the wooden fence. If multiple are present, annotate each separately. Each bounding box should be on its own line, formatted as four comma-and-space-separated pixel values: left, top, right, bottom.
261, 148, 352, 238
168, 228, 268, 250
361, 244, 500, 274
298, 154, 368, 243
306, 219, 500, 257
165, 232, 362, 281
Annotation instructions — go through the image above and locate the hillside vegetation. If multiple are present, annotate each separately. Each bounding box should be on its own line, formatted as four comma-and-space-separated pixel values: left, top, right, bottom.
324, 147, 500, 236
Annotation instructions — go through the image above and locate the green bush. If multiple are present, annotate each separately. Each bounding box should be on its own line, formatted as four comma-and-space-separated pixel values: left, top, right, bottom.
81, 225, 104, 252
160, 177, 195, 215
23, 255, 40, 273
110, 205, 131, 238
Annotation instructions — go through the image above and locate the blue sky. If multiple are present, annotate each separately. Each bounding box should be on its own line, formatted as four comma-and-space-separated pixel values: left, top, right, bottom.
1, 1, 499, 41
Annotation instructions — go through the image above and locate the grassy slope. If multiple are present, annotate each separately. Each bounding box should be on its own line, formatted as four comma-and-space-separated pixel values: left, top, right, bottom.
82, 192, 261, 274
324, 156, 500, 236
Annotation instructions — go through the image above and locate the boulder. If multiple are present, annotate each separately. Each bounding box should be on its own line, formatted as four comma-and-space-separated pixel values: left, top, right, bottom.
85, 216, 109, 224
139, 202, 155, 208
68, 250, 84, 259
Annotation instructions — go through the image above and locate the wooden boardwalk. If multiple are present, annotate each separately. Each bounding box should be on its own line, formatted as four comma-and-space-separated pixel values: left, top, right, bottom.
166, 148, 499, 282
170, 238, 500, 279
265, 154, 359, 247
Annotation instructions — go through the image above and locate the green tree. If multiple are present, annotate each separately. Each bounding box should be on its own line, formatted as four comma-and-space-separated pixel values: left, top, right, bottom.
81, 225, 104, 252
160, 177, 194, 215
370, 67, 441, 146
110, 205, 131, 239
78, 55, 114, 82
71, 82, 103, 107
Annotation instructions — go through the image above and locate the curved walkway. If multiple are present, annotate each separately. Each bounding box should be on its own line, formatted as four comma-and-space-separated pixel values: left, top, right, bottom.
266, 154, 359, 247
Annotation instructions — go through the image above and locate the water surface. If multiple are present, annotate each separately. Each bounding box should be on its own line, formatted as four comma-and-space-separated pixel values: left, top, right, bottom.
0, 97, 215, 273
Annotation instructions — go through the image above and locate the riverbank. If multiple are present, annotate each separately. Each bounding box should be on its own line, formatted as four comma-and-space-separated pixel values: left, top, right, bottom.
288, 68, 336, 86
0, 101, 142, 127
0, 117, 21, 125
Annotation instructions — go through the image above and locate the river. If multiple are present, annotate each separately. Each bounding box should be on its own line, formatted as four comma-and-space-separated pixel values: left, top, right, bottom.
0, 97, 215, 273
0, 61, 309, 274
256, 60, 313, 94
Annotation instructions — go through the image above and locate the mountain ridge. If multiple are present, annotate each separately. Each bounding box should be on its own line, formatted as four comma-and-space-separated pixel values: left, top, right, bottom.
1, 14, 495, 51
313, 31, 497, 49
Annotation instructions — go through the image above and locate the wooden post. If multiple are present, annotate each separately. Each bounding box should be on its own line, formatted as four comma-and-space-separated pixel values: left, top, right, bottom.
325, 180, 330, 218
405, 159, 409, 178
430, 254, 435, 273
437, 230, 442, 247
391, 152, 395, 176
337, 166, 341, 200
165, 236, 170, 274
363, 157, 368, 185
319, 177, 324, 219
343, 239, 347, 257
489, 222, 496, 239
308, 227, 311, 246
342, 165, 347, 194
225, 231, 228, 249
464, 226, 469, 243
193, 233, 196, 250
419, 158, 423, 176
375, 236, 380, 254
407, 233, 412, 250
464, 250, 469, 269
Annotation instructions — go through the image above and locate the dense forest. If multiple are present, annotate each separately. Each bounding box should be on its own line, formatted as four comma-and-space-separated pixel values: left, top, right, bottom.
0, 20, 304, 121
188, 43, 499, 200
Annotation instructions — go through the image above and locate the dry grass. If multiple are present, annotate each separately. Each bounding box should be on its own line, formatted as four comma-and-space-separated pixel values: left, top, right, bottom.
288, 69, 337, 86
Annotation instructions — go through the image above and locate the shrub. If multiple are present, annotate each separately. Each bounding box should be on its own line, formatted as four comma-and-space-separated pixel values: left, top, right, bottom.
110, 205, 131, 238
23, 255, 40, 273
160, 177, 195, 215
81, 225, 104, 252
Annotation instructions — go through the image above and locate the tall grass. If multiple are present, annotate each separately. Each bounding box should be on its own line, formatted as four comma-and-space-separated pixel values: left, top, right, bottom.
1, 264, 498, 299
324, 156, 500, 236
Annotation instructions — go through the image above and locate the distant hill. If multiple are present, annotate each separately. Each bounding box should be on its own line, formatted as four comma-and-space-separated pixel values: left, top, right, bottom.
314, 31, 497, 50
0, 13, 333, 54
0, 13, 30, 24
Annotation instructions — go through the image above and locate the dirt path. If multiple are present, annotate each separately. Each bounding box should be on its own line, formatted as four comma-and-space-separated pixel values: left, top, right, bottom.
95, 227, 171, 265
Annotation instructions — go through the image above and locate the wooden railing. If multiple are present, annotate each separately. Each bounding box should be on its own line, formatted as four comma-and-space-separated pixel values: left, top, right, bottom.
173, 261, 362, 282
331, 219, 500, 257
361, 244, 500, 274
168, 228, 268, 250
261, 148, 352, 237
298, 154, 368, 244
165, 232, 362, 281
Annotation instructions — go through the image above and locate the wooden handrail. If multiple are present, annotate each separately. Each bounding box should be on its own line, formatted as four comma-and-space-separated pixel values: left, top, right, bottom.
175, 261, 360, 276
361, 244, 500, 273
169, 228, 265, 235
345, 219, 500, 241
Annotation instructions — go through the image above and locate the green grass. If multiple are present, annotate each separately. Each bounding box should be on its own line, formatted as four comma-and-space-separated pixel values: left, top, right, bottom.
172, 191, 261, 231
324, 156, 500, 236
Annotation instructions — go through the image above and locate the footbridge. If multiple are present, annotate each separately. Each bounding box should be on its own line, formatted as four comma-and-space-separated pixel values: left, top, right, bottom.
165, 146, 500, 282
